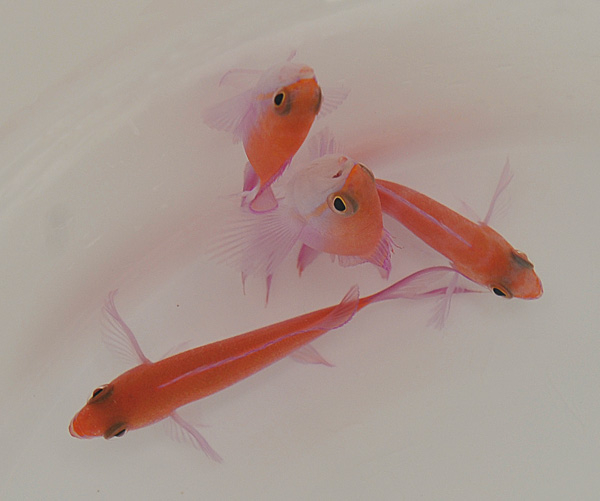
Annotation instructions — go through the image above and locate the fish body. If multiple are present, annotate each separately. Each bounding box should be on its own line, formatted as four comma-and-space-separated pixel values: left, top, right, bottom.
70, 268, 474, 460
215, 154, 392, 298
204, 60, 348, 212
376, 172, 542, 300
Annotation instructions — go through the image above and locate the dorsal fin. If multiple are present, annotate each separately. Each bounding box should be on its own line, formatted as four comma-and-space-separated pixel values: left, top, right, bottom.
101, 290, 151, 366
483, 158, 513, 225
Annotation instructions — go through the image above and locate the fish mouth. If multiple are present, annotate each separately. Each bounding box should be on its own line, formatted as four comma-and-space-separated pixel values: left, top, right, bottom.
69, 416, 81, 438
298, 65, 316, 80
343, 163, 374, 188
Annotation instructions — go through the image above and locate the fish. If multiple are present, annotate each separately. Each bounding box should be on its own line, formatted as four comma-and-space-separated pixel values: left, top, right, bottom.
203, 57, 349, 213
213, 152, 393, 301
376, 160, 542, 325
69, 267, 476, 461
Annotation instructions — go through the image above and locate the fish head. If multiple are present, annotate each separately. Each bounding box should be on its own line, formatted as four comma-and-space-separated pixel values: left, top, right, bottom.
290, 155, 384, 257
256, 61, 322, 119
69, 383, 129, 440
489, 249, 543, 299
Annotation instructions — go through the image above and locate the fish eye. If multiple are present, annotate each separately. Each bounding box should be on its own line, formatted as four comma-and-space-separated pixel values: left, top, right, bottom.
104, 422, 127, 439
332, 170, 343, 179
87, 384, 113, 404
333, 196, 346, 212
327, 193, 358, 216
273, 91, 285, 107
491, 285, 512, 298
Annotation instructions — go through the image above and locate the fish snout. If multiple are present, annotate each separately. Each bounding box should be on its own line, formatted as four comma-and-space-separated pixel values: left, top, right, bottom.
298, 65, 316, 80
69, 415, 83, 438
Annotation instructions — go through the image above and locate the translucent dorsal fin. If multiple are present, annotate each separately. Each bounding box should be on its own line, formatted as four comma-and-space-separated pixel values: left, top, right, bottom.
307, 127, 342, 161
483, 158, 514, 225
101, 290, 150, 366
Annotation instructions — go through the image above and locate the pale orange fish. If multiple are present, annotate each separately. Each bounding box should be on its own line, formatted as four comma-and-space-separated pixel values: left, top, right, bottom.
204, 57, 348, 212
214, 152, 392, 300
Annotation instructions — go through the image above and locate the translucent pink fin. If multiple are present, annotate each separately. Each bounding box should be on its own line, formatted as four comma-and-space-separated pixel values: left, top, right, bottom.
249, 185, 278, 213
297, 244, 321, 275
203, 88, 256, 143
364, 266, 482, 306
318, 85, 350, 118
290, 344, 334, 367
459, 200, 481, 222
307, 127, 342, 161
365, 229, 394, 278
243, 162, 259, 192
160, 341, 192, 360
219, 68, 262, 88
286, 49, 297, 62
209, 203, 304, 282
312, 284, 359, 332
166, 411, 223, 463
337, 254, 369, 268
101, 290, 150, 366
265, 274, 273, 306
427, 272, 459, 329
482, 158, 513, 225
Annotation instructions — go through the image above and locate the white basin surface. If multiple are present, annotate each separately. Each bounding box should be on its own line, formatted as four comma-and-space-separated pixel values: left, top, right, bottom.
2, 1, 599, 499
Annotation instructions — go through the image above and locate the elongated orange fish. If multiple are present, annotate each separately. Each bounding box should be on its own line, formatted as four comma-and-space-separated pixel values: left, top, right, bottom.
376, 161, 543, 309
69, 267, 471, 461
204, 58, 348, 212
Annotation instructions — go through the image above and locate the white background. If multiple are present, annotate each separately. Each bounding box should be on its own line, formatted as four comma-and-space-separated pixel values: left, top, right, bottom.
1, 1, 599, 499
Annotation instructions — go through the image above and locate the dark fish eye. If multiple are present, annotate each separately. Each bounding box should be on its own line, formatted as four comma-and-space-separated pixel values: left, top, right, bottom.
333, 196, 346, 212
332, 170, 343, 179
491, 285, 512, 298
273, 92, 285, 106
104, 422, 127, 439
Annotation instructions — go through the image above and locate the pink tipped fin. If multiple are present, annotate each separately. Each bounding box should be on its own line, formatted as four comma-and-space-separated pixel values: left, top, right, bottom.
311, 285, 360, 333
249, 185, 279, 213
101, 290, 150, 366
208, 203, 304, 284
297, 244, 321, 276
218, 68, 262, 89
243, 162, 259, 192
203, 88, 256, 143
427, 272, 459, 329
318, 84, 350, 118
166, 411, 223, 463
307, 127, 342, 161
365, 229, 394, 278
290, 344, 334, 367
364, 266, 483, 306
483, 158, 514, 225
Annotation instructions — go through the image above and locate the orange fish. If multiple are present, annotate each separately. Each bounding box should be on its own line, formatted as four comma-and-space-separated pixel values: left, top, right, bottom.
376, 160, 542, 324
214, 152, 392, 301
204, 58, 348, 212
69, 268, 472, 461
